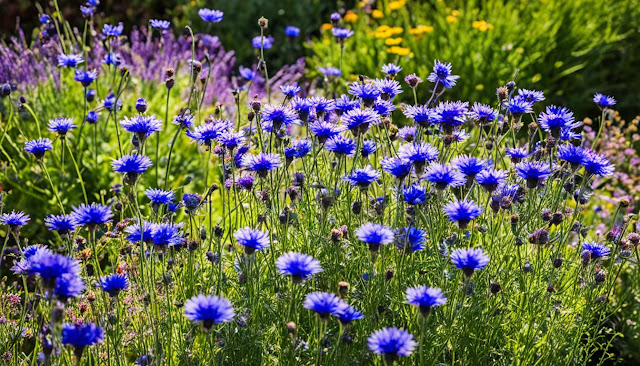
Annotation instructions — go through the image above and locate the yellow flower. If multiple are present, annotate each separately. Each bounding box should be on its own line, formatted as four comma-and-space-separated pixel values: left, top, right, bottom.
376, 25, 391, 32
475, 84, 485, 91
531, 73, 542, 83
451, 10, 460, 16
372, 9, 384, 19
344, 11, 358, 23
446, 15, 458, 23
390, 27, 404, 35
375, 30, 393, 39
387, 46, 411, 56
389, 0, 406, 10
321, 23, 333, 31
409, 25, 434, 35
385, 37, 403, 46
472, 20, 493, 32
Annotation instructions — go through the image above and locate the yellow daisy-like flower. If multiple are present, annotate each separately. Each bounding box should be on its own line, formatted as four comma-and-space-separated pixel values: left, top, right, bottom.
376, 25, 391, 32
472, 20, 494, 32
321, 23, 333, 31
409, 24, 434, 35
375, 30, 393, 39
385, 37, 403, 46
390, 26, 404, 35
372, 9, 384, 19
446, 15, 458, 23
344, 11, 358, 22
451, 10, 460, 16
387, 46, 411, 56
388, 0, 406, 10
475, 84, 485, 91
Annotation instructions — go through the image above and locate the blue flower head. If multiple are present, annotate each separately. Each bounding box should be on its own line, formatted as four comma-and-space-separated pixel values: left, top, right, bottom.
103, 93, 122, 111
241, 153, 282, 178
423, 163, 466, 190
356, 223, 395, 252
398, 142, 438, 172
395, 227, 426, 252
45, 214, 76, 234
403, 184, 426, 205
476, 168, 508, 192
368, 327, 417, 361
185, 294, 234, 329
581, 242, 610, 261
504, 96, 534, 115
318, 66, 341, 79
74, 69, 97, 87
470, 103, 498, 124
432, 101, 469, 133
150, 223, 184, 249
285, 26, 301, 37
280, 84, 301, 98
374, 98, 396, 117
112, 154, 152, 183
382, 63, 402, 77
70, 203, 113, 229
145, 188, 175, 206
374, 78, 403, 100
186, 120, 231, 145
332, 27, 354, 39
338, 305, 365, 325
57, 54, 84, 68
581, 151, 614, 177
172, 113, 195, 129
86, 111, 99, 124
1, 210, 30, 230
325, 135, 356, 156
311, 97, 336, 117
24, 138, 53, 159
345, 166, 381, 189
28, 249, 81, 284
234, 227, 270, 254
101, 273, 129, 297
335, 95, 361, 115
404, 104, 436, 128
311, 121, 345, 143
427, 60, 459, 89
120, 115, 162, 142
381, 157, 413, 180
593, 93, 616, 108
303, 292, 348, 320
348, 81, 381, 107
125, 221, 154, 243
443, 200, 482, 229
239, 66, 255, 80
406, 286, 446, 315
342, 108, 379, 134
450, 248, 490, 276
198, 9, 224, 23
517, 89, 545, 103
103, 53, 122, 66
506, 147, 530, 164
261, 104, 300, 132
182, 193, 202, 213
397, 126, 417, 142
216, 131, 246, 151
275, 252, 323, 283
252, 36, 274, 49
150, 19, 171, 30
557, 144, 587, 168
516, 161, 552, 188
361, 139, 377, 157
62, 323, 104, 353
102, 22, 123, 37
538, 105, 577, 137
54, 273, 85, 299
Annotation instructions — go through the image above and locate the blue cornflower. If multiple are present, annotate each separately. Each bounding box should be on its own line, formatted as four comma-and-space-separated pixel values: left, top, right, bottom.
423, 163, 466, 190
538, 105, 577, 137
39, 14, 51, 23
62, 323, 104, 358
1, 210, 30, 230
469, 103, 498, 124
581, 151, 614, 177
120, 115, 162, 142
332, 27, 354, 39
284, 139, 312, 160
348, 82, 381, 107
432, 101, 469, 133
345, 166, 381, 189
406, 286, 446, 315
382, 63, 402, 77
341, 108, 379, 134
335, 95, 361, 115
516, 161, 552, 188
398, 142, 438, 173
338, 305, 365, 325
280, 84, 301, 98
145, 188, 174, 206
185, 294, 234, 329
112, 154, 152, 183
57, 54, 84, 68
476, 168, 508, 192
427, 60, 459, 89
70, 203, 113, 229
261, 104, 300, 131
285, 26, 300, 37
239, 66, 255, 80
310, 97, 336, 117
45, 214, 76, 234
374, 98, 396, 117
290, 97, 314, 120
103, 93, 122, 111
150, 223, 184, 249
368, 327, 417, 362
557, 144, 587, 168
86, 111, 99, 124
101, 274, 129, 297
593, 93, 616, 109
303, 292, 348, 320
241, 153, 282, 177
80, 5, 94, 19
560, 128, 582, 142
504, 96, 534, 116
505, 147, 530, 164
361, 139, 377, 158
397, 126, 417, 142
28, 249, 81, 283
452, 129, 470, 142
186, 120, 231, 145
325, 135, 356, 156
103, 53, 122, 66
318, 66, 342, 79
74, 69, 97, 87
381, 157, 412, 180
581, 242, 610, 261
395, 227, 426, 253
125, 221, 154, 243
102, 22, 123, 37
172, 113, 195, 129
275, 252, 323, 283
135, 98, 147, 113
234, 227, 270, 254
136, 355, 150, 366
403, 184, 426, 205
404, 104, 436, 127
150, 19, 171, 30
444, 200, 482, 229
252, 36, 274, 49
374, 78, 403, 100
518, 89, 545, 103
24, 138, 53, 159
198, 9, 224, 23
216, 131, 246, 151
450, 248, 490, 276
182, 193, 202, 213
54, 273, 85, 299
356, 222, 395, 252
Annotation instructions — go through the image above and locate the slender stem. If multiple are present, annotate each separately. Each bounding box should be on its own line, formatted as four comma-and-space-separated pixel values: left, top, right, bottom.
66, 139, 89, 204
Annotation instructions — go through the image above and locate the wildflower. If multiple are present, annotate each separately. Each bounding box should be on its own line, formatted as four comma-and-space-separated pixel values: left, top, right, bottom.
303, 292, 348, 320
450, 248, 490, 276
332, 27, 354, 41
403, 184, 426, 205
348, 82, 381, 107
241, 153, 282, 178
150, 223, 184, 249
361, 139, 377, 157
506, 147, 530, 164
345, 166, 381, 189
338, 305, 364, 325
538, 106, 577, 137
325, 135, 356, 156
120, 115, 162, 143
61, 323, 104, 360
476, 168, 508, 193
593, 93, 616, 109
581, 151, 614, 177
198, 9, 224, 23
368, 327, 417, 364
182, 193, 202, 213
330, 12, 342, 25
103, 93, 122, 111
285, 26, 300, 38
406, 286, 446, 316
444, 200, 482, 229
252, 36, 274, 49
469, 103, 498, 125
504, 96, 533, 116
395, 227, 426, 252
397, 126, 417, 142
186, 120, 230, 146
24, 138, 53, 159
280, 84, 301, 98
423, 163, 466, 190
557, 144, 587, 168
54, 273, 85, 300
403, 104, 435, 128
184, 294, 235, 329
372, 9, 384, 19
404, 74, 422, 88
374, 78, 403, 100
342, 108, 379, 134
432, 101, 469, 133
86, 111, 99, 124
311, 96, 337, 117
57, 54, 83, 68
382, 63, 402, 77
145, 188, 175, 206
356, 223, 394, 252
101, 274, 129, 297
518, 89, 545, 103
234, 227, 270, 254
216, 132, 245, 152
239, 66, 255, 81
80, 5, 93, 19
398, 143, 437, 172
39, 14, 50, 23
381, 157, 412, 180
28, 250, 81, 286
102, 23, 123, 37
427, 60, 459, 89
261, 104, 300, 131
581, 242, 610, 262
1, 211, 30, 232
285, 139, 312, 160
74, 70, 97, 87
135, 98, 147, 113
516, 161, 552, 188
318, 66, 342, 79
275, 252, 323, 283
70, 203, 113, 230
112, 154, 152, 183
45, 214, 76, 235
125, 221, 153, 243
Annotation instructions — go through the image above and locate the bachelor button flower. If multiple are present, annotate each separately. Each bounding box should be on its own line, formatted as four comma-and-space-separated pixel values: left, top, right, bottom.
451, 156, 487, 179
150, 19, 170, 30
28, 250, 81, 286
101, 274, 129, 297
49, 117, 77, 136
423, 163, 466, 190
361, 139, 377, 157
1, 211, 30, 232
74, 70, 97, 87
135, 98, 147, 113
339, 305, 365, 325
57, 54, 83, 68
538, 105, 577, 137
311, 97, 336, 117
198, 9, 224, 23
356, 223, 395, 252
80, 5, 93, 19
182, 193, 202, 213
398, 142, 438, 173
476, 168, 508, 193
557, 144, 587, 169
335, 95, 361, 115
252, 36, 274, 49
45, 214, 76, 235
403, 104, 435, 128
432, 101, 469, 133
368, 327, 417, 364
397, 126, 417, 142
581, 151, 614, 177
559, 128, 582, 142
395, 227, 426, 253
172, 113, 195, 130
505, 147, 530, 164
318, 66, 342, 79
285, 26, 300, 38
24, 138, 53, 159
469, 103, 498, 125
276, 252, 323, 283
581, 242, 610, 262
103, 53, 122, 66
518, 89, 545, 103
516, 161, 552, 188
593, 93, 616, 109
120, 115, 162, 143
54, 273, 85, 300
102, 22, 123, 37
103, 93, 122, 111
374, 78, 403, 100
444, 200, 482, 229
216, 131, 246, 152
39, 14, 50, 23
325, 135, 356, 156
241, 153, 282, 178
145, 188, 174, 206
125, 222, 153, 243
374, 98, 396, 117
287, 139, 312, 160
348, 82, 381, 107
234, 227, 270, 255
406, 286, 446, 316
427, 60, 459, 89
332, 27, 354, 40
61, 323, 104, 359
112, 154, 152, 184
303, 292, 348, 320
382, 63, 402, 77
381, 157, 413, 180
150, 223, 184, 249
403, 184, 426, 205
342, 108, 379, 135
450, 248, 490, 276
238, 66, 255, 81
86, 111, 98, 124
261, 104, 300, 132
70, 203, 113, 230
290, 97, 314, 121
186, 120, 231, 145
280, 84, 301, 98
345, 166, 381, 189
504, 96, 533, 116
185, 294, 234, 329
